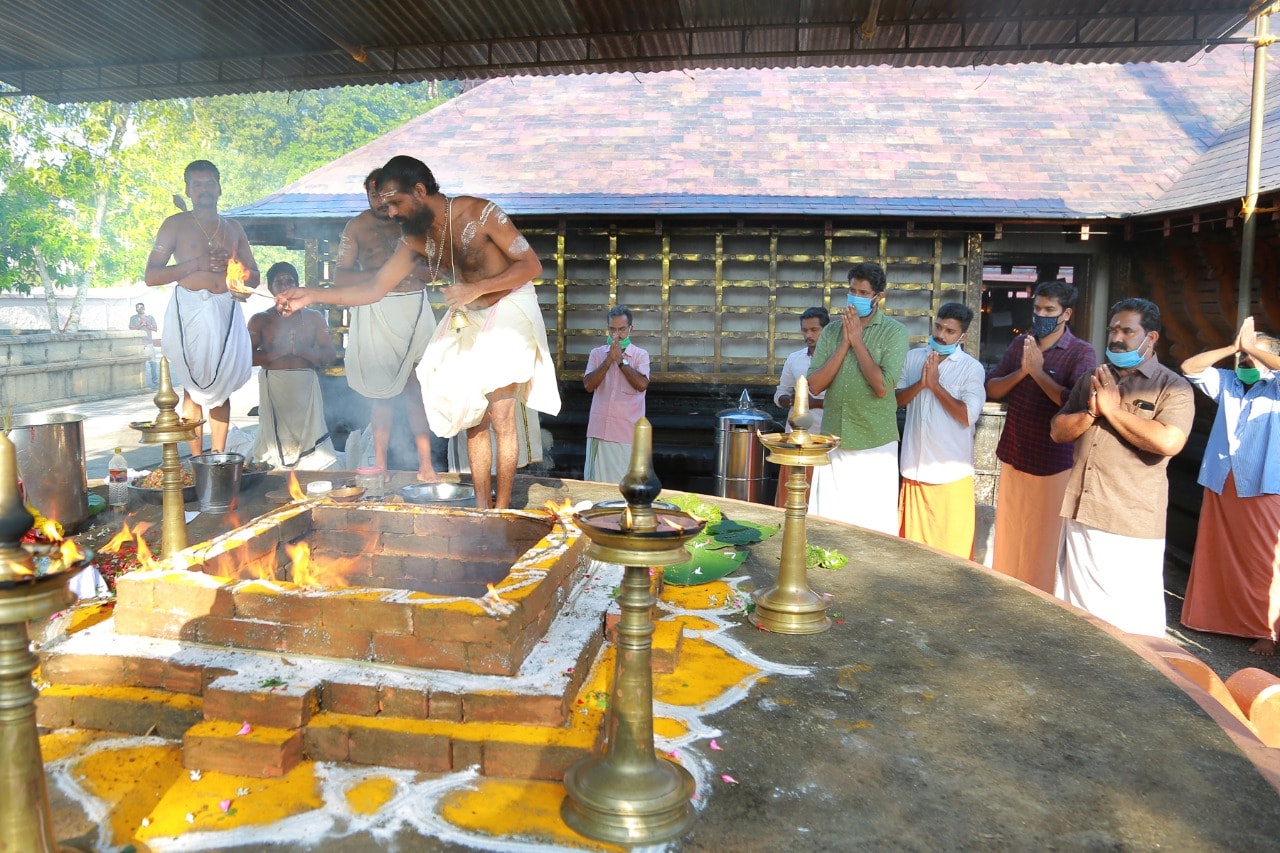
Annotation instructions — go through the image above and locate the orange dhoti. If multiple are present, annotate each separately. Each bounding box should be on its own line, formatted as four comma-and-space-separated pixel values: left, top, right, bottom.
1181, 473, 1280, 642
899, 476, 975, 560
992, 465, 1070, 592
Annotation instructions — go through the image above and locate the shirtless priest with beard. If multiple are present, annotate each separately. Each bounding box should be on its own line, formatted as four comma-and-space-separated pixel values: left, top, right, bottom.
278, 156, 560, 509
145, 160, 257, 457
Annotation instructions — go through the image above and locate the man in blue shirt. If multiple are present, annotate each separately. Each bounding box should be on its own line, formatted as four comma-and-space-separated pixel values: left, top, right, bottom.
1179, 316, 1280, 654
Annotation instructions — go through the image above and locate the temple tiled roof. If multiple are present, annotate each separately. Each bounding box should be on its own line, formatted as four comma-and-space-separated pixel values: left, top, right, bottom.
233, 44, 1269, 224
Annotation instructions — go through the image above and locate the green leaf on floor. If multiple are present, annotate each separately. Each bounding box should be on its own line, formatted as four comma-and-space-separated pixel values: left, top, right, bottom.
705, 518, 779, 548
806, 544, 848, 570
664, 542, 749, 585
664, 494, 723, 525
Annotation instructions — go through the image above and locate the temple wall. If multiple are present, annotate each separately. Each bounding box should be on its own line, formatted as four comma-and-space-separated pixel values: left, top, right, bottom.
0, 331, 150, 413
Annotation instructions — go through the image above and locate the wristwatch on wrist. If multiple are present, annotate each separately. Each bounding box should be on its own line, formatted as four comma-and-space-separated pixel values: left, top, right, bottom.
621, 358, 630, 368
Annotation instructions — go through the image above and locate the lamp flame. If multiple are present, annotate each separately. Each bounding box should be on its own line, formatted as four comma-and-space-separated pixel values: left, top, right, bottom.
59, 539, 84, 567
38, 517, 62, 542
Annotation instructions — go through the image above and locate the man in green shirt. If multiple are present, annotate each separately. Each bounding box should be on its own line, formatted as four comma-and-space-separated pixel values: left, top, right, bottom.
807, 262, 909, 533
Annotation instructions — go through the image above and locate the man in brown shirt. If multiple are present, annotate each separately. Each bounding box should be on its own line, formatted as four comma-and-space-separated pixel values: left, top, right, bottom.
1049, 298, 1194, 637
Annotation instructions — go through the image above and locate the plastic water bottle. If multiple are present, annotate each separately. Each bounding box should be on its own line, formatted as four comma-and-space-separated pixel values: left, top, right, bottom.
108, 447, 129, 513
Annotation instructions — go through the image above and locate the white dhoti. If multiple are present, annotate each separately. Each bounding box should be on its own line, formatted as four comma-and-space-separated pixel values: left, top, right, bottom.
448, 402, 543, 472
808, 442, 899, 535
250, 369, 339, 470
345, 290, 437, 399
584, 438, 631, 484
417, 282, 561, 439
1054, 519, 1167, 637
162, 287, 251, 408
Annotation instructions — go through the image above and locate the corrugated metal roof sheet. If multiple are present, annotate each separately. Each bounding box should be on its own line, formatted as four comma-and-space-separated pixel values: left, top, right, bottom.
0, 1, 1255, 103
229, 50, 1259, 228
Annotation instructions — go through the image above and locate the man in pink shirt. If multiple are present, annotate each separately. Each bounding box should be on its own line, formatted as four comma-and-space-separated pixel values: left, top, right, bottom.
583, 306, 650, 482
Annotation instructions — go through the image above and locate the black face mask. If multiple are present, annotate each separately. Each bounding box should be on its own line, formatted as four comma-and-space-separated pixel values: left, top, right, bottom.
1030, 314, 1062, 339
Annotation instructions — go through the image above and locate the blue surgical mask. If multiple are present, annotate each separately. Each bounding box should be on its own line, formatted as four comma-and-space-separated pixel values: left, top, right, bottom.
847, 294, 874, 317
928, 337, 958, 356
1237, 366, 1262, 385
1030, 314, 1062, 340
1105, 337, 1149, 369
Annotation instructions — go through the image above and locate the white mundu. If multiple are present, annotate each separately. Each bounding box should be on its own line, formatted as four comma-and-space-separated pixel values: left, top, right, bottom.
162, 287, 251, 407
345, 290, 437, 399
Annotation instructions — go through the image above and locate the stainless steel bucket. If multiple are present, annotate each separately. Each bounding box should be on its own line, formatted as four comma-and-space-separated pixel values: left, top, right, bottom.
190, 452, 244, 513
8, 413, 89, 531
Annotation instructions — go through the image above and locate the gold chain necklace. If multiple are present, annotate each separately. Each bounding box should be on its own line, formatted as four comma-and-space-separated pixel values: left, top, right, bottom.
426, 197, 451, 282
192, 213, 223, 250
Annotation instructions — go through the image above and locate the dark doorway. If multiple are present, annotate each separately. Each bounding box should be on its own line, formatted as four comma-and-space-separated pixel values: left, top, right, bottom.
979, 257, 1090, 370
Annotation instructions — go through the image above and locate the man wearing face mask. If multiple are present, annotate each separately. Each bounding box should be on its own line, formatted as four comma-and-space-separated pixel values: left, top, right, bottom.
583, 305, 650, 483
1049, 298, 1194, 637
986, 279, 1097, 590
895, 303, 986, 558
807, 262, 908, 533
1179, 316, 1280, 654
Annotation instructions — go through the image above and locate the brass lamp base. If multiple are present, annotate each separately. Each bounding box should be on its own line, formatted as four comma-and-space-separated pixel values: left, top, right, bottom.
561, 753, 696, 845
749, 430, 839, 635
562, 418, 704, 846
749, 587, 832, 634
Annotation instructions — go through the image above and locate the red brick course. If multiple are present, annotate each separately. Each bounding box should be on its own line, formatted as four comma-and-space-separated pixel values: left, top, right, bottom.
184, 721, 304, 777
204, 683, 319, 728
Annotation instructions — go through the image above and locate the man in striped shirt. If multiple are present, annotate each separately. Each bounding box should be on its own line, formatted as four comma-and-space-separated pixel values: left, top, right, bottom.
986, 279, 1096, 591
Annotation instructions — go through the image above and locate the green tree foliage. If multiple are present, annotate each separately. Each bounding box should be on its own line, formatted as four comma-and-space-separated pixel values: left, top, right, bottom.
0, 81, 458, 327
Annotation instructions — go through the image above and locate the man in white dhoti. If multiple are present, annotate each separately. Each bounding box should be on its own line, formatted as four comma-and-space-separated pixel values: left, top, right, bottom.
247, 263, 340, 470
145, 160, 256, 456
1049, 298, 1194, 637
806, 262, 909, 534
279, 155, 561, 509
334, 169, 441, 481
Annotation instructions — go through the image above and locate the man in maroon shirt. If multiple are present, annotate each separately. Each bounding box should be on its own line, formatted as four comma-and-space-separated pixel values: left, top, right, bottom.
985, 279, 1097, 591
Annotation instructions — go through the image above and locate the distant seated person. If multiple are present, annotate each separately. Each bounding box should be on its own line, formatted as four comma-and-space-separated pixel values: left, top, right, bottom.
247, 262, 341, 470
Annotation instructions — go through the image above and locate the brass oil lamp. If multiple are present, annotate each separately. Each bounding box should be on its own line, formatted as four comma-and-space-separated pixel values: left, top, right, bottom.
130, 357, 202, 556
562, 418, 705, 845
0, 429, 91, 851
752, 374, 839, 633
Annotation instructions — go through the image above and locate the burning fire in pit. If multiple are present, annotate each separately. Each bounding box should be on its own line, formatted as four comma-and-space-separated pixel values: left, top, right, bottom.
288, 472, 308, 502
283, 540, 363, 588
113, 502, 590, 675
95, 521, 161, 589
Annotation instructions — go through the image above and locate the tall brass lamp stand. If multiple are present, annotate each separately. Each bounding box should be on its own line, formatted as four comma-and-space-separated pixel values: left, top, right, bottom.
562, 418, 706, 845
